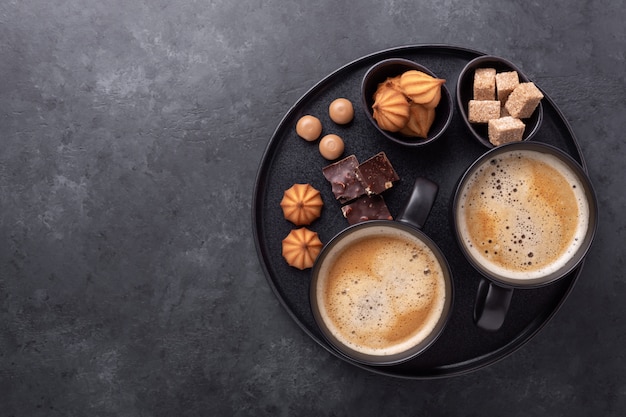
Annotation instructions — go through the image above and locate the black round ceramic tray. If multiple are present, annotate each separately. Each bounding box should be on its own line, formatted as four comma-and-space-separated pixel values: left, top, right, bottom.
252, 45, 588, 378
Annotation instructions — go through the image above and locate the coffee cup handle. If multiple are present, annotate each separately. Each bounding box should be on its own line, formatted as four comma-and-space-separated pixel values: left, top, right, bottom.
474, 278, 513, 331
396, 177, 439, 230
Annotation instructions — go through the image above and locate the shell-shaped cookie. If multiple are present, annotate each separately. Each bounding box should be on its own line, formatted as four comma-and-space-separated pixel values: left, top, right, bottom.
381, 76, 403, 93
422, 86, 442, 109
282, 227, 323, 270
400, 104, 436, 138
399, 70, 446, 106
372, 86, 410, 132
280, 183, 323, 225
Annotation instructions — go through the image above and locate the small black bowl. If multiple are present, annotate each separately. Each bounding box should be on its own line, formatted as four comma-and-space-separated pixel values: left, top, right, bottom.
361, 58, 453, 147
456, 55, 544, 148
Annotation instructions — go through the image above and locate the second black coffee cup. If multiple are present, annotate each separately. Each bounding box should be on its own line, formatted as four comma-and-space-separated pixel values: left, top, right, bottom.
452, 141, 598, 331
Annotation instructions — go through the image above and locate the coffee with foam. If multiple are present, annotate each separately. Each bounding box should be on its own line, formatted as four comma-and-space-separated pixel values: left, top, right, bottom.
314, 226, 447, 356
456, 149, 589, 281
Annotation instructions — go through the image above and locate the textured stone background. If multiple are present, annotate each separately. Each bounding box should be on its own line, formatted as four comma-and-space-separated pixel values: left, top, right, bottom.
1, 0, 625, 415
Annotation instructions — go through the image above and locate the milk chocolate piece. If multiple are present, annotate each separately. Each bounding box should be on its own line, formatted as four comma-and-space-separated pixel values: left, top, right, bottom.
355, 152, 400, 195
322, 155, 365, 203
341, 194, 393, 225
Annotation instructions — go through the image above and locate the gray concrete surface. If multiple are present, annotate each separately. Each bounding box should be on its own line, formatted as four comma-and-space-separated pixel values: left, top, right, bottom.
1, 0, 625, 415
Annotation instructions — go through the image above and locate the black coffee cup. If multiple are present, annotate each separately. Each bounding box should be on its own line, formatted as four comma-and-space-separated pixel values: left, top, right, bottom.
310, 178, 454, 365
452, 142, 598, 331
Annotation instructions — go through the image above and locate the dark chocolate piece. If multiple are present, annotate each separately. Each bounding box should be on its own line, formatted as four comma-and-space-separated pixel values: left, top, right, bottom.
341, 194, 393, 225
355, 152, 400, 195
322, 155, 366, 203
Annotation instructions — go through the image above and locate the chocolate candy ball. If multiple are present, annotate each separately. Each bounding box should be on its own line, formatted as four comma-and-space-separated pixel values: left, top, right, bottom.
296, 115, 322, 141
319, 134, 345, 160
329, 98, 354, 124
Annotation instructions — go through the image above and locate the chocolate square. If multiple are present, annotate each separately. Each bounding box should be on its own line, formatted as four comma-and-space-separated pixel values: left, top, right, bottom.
322, 155, 366, 203
355, 152, 400, 195
341, 194, 393, 225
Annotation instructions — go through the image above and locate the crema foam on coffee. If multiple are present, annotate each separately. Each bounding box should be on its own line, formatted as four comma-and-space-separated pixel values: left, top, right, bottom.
456, 150, 589, 280
315, 227, 446, 356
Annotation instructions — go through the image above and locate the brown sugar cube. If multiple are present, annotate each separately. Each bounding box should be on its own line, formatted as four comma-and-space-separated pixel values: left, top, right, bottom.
500, 105, 511, 118
468, 100, 501, 123
488, 116, 526, 146
495, 71, 519, 102
504, 82, 544, 119
473, 68, 496, 100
